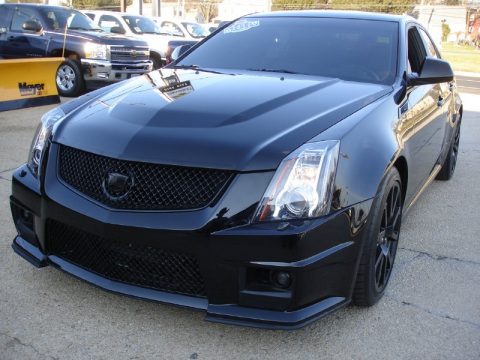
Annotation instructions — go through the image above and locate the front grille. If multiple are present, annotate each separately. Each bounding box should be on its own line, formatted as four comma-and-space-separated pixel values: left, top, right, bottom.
58, 145, 232, 211
47, 220, 206, 297
110, 46, 150, 62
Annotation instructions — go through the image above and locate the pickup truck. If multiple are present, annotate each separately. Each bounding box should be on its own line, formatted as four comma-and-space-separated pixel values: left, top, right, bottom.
0, 4, 153, 96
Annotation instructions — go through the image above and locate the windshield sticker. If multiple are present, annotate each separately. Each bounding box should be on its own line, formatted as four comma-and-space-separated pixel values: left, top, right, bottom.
224, 20, 259, 34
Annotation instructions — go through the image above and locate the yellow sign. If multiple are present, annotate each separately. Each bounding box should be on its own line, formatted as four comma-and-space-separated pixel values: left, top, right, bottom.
0, 57, 63, 111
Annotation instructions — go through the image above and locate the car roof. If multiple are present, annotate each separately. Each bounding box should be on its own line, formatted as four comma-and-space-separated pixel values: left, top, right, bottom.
246, 10, 410, 23
3, 3, 70, 9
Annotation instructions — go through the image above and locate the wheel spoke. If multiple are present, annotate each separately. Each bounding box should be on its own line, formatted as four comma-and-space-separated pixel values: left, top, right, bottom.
382, 253, 389, 284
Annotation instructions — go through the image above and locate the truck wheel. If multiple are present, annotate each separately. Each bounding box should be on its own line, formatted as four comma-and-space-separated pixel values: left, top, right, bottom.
56, 59, 84, 97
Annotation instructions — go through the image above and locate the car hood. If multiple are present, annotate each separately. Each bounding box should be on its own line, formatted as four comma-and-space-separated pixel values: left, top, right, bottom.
51, 29, 146, 46
54, 69, 392, 171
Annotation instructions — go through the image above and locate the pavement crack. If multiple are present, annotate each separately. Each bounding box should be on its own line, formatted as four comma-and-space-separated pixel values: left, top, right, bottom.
0, 331, 58, 360
0, 175, 12, 182
386, 296, 480, 330
0, 166, 17, 174
399, 247, 480, 266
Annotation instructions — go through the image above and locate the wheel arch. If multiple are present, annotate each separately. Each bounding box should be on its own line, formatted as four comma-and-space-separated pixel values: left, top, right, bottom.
392, 155, 408, 203
50, 49, 81, 61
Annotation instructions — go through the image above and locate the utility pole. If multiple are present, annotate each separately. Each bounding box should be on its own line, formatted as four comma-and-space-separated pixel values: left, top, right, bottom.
121, 0, 126, 12
152, 0, 162, 17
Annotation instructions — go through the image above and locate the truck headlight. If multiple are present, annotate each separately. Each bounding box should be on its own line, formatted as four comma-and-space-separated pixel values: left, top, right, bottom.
254, 140, 340, 222
27, 107, 65, 177
84, 42, 108, 60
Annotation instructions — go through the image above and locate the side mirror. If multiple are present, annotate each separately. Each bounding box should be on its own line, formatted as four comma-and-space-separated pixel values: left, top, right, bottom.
407, 57, 454, 86
110, 26, 126, 35
171, 44, 193, 62
22, 20, 43, 33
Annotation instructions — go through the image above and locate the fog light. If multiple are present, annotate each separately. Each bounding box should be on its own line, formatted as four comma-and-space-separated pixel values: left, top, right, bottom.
272, 271, 292, 289
97, 72, 109, 79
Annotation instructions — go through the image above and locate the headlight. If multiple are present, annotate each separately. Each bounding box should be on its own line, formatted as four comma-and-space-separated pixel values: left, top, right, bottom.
254, 140, 340, 222
84, 42, 108, 60
27, 107, 65, 176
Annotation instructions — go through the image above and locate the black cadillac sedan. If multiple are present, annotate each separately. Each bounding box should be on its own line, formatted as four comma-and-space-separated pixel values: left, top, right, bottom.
10, 11, 462, 329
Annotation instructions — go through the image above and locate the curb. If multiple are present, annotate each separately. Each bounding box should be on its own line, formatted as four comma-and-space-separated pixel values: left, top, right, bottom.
455, 71, 480, 78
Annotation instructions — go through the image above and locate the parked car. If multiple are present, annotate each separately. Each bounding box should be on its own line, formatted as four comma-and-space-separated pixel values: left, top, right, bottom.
10, 11, 462, 329
84, 10, 170, 69
151, 17, 209, 40
0, 4, 152, 96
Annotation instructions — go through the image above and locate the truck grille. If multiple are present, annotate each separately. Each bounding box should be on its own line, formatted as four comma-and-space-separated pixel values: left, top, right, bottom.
47, 220, 207, 297
58, 145, 232, 211
110, 46, 150, 62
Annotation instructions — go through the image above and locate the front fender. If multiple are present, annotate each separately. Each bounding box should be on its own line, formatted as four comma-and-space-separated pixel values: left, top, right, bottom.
311, 93, 407, 211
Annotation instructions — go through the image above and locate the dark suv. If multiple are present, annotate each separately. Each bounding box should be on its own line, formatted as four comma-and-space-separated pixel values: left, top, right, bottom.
0, 4, 152, 96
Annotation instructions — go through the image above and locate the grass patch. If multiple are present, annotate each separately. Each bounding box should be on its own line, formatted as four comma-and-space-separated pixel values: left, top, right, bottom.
440, 43, 480, 73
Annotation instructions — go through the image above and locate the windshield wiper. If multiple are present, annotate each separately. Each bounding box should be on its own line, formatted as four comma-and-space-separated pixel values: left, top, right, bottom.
172, 64, 223, 74
246, 68, 300, 74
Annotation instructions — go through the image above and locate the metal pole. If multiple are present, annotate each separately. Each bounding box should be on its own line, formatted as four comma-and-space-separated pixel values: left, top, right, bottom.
152, 0, 161, 17
120, 0, 126, 13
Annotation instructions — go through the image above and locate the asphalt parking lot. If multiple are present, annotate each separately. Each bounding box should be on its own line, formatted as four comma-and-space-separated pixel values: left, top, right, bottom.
0, 92, 479, 360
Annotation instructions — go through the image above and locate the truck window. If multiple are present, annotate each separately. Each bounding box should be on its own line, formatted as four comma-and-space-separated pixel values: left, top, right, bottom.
160, 21, 184, 37
99, 15, 123, 32
11, 7, 43, 32
0, 6, 10, 29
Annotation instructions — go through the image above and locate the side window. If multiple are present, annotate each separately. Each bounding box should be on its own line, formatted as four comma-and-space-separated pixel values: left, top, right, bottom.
407, 27, 428, 74
11, 7, 42, 32
160, 21, 184, 37
418, 28, 439, 59
99, 15, 123, 32
84, 13, 95, 21
0, 6, 10, 29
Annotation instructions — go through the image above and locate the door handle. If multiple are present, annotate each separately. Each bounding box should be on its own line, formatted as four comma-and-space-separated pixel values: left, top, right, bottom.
437, 96, 445, 107
7, 35, 15, 41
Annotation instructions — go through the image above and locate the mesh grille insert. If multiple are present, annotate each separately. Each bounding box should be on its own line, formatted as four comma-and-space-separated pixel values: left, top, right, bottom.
58, 145, 232, 211
47, 220, 206, 297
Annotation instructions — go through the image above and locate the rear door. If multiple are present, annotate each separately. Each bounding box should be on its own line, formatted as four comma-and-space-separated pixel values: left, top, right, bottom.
403, 25, 449, 192
3, 6, 48, 59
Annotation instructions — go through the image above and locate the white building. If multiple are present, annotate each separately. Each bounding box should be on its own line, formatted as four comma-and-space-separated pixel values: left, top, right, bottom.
217, 0, 271, 21
413, 5, 467, 45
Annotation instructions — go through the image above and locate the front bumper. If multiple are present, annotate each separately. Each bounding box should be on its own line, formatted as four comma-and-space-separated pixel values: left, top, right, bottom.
10, 151, 372, 329
81, 59, 153, 88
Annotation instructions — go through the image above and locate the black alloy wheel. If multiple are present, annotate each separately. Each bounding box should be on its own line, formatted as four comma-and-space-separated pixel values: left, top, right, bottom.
374, 181, 402, 292
437, 123, 461, 181
353, 167, 403, 306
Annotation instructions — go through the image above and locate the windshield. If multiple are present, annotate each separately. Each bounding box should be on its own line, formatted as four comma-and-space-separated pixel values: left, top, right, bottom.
178, 17, 399, 85
40, 8, 101, 31
182, 22, 208, 38
123, 15, 161, 34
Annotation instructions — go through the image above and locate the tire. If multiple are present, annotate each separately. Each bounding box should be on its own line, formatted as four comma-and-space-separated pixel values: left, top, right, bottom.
436, 122, 461, 181
150, 54, 164, 70
353, 167, 403, 306
56, 59, 84, 97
